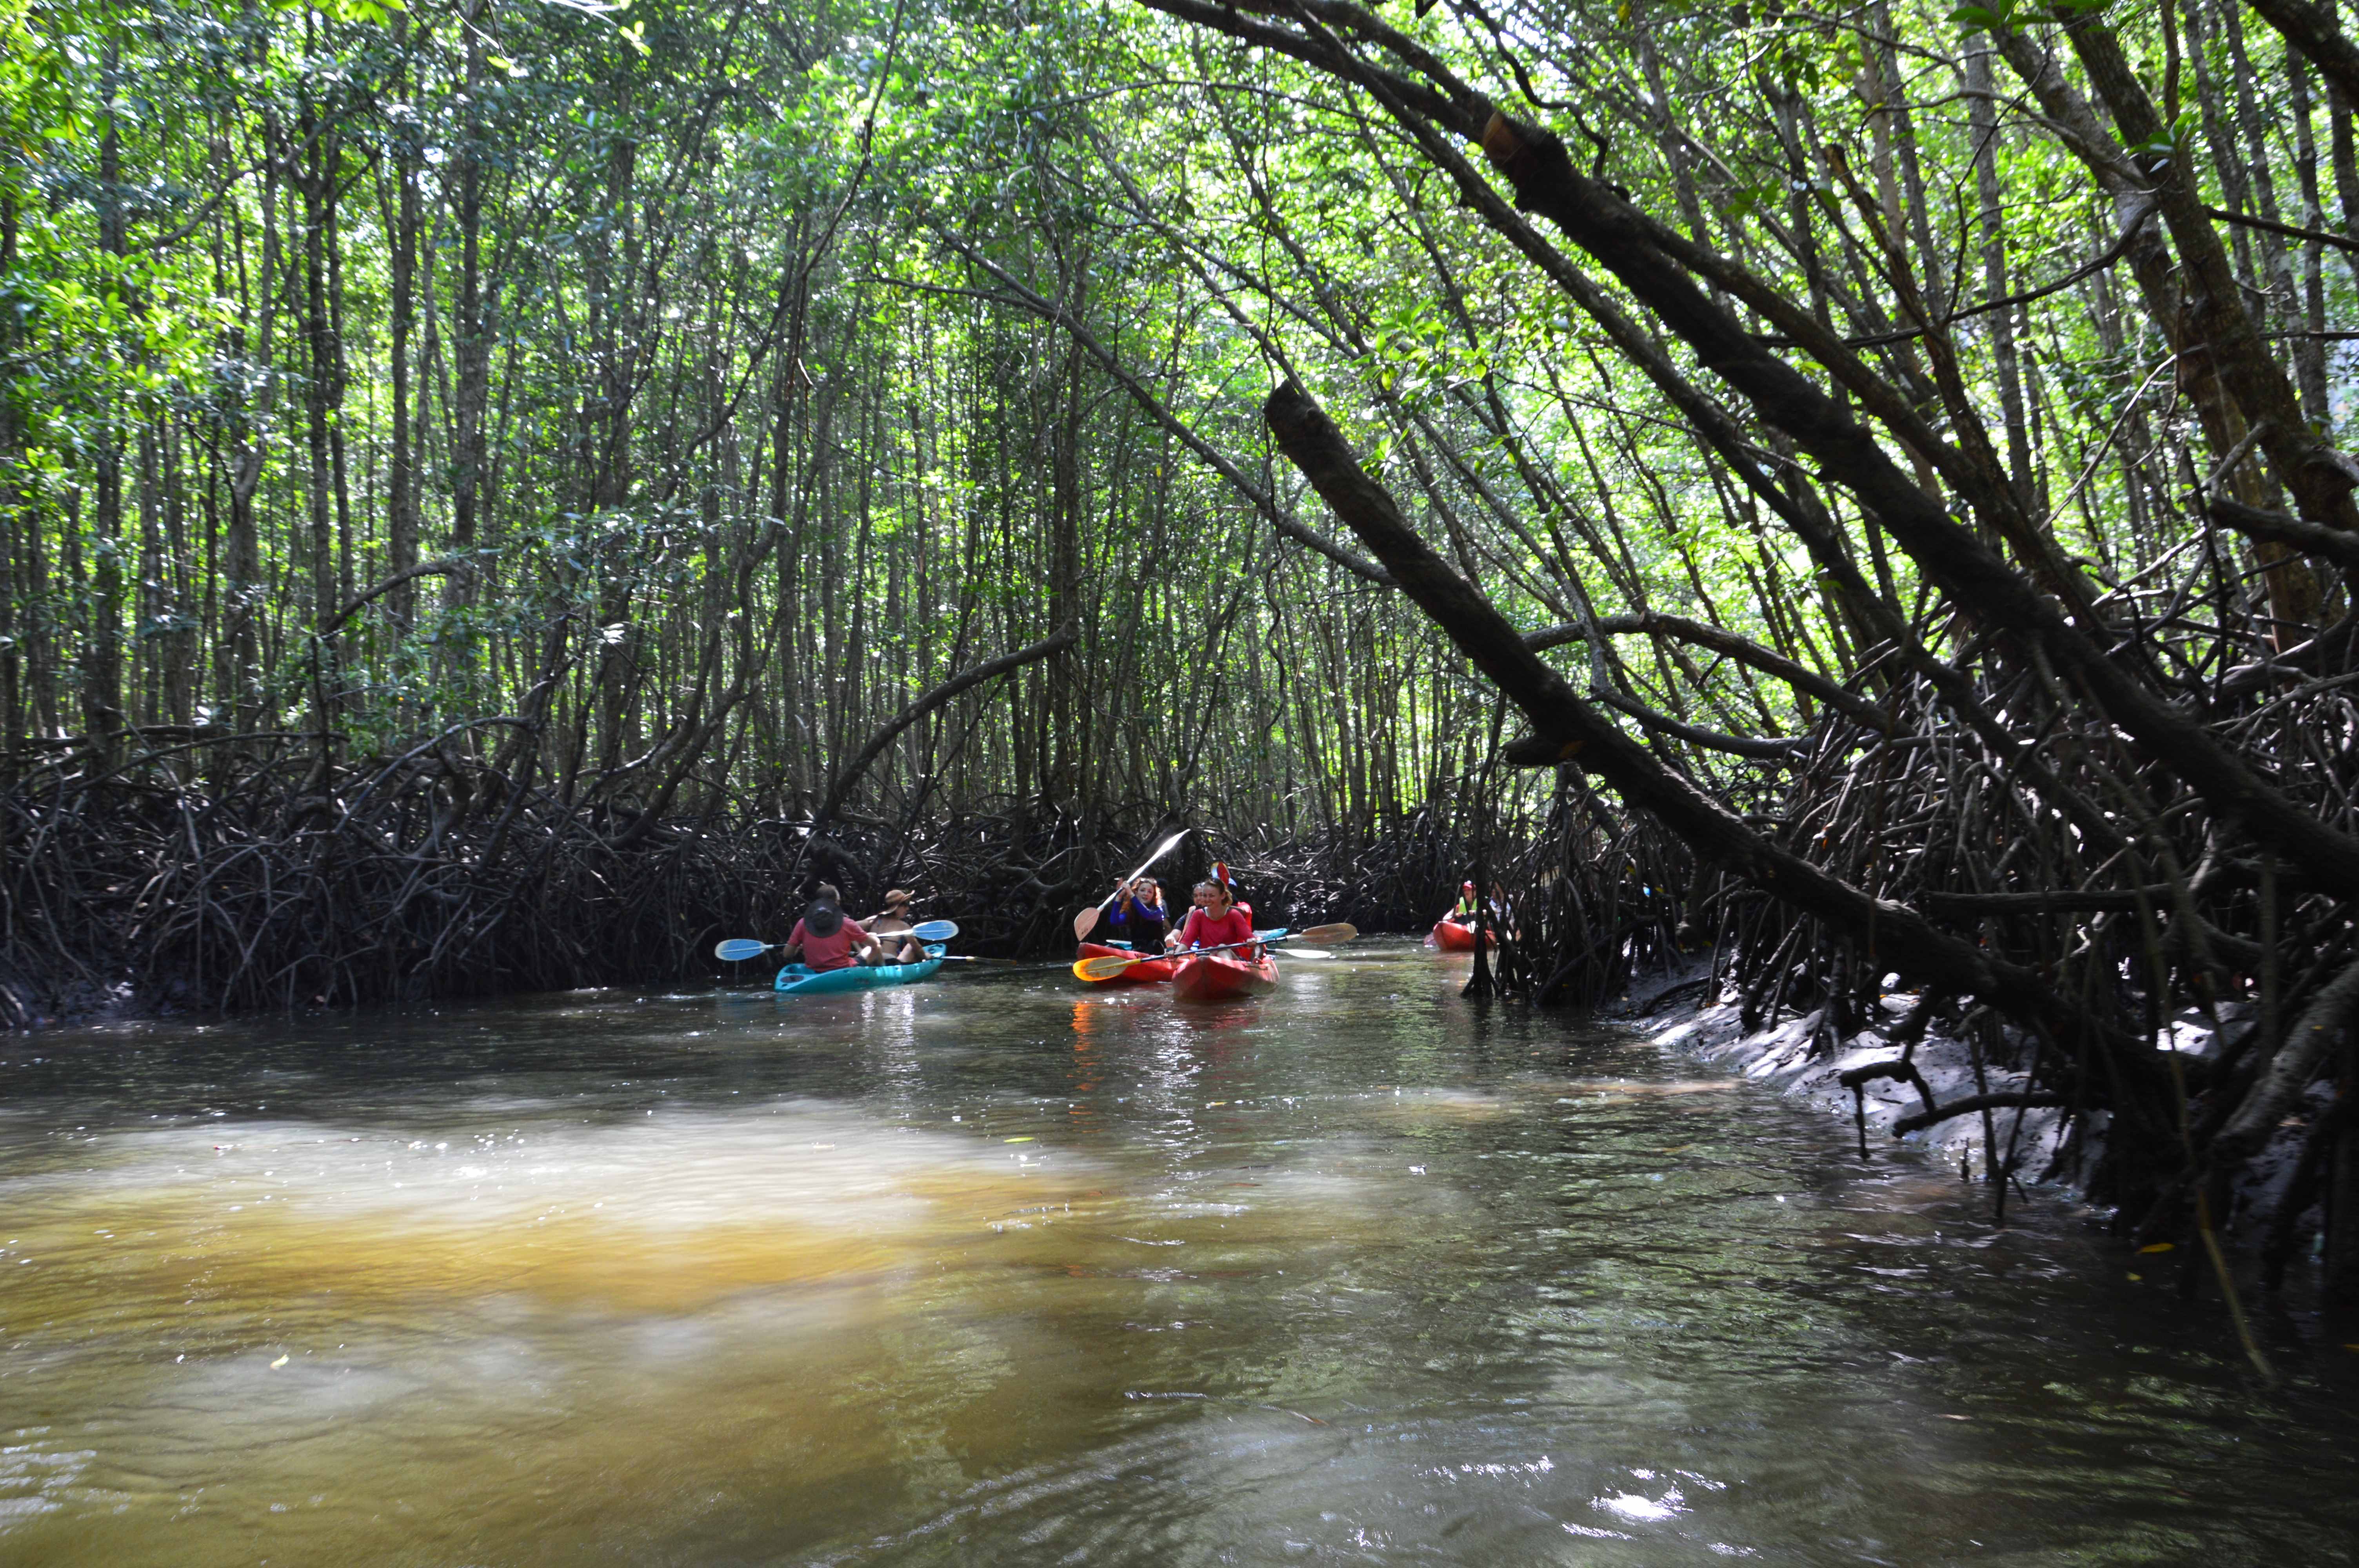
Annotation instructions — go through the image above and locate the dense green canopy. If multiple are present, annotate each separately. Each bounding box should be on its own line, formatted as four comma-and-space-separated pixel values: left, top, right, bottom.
7, 0, 2339, 837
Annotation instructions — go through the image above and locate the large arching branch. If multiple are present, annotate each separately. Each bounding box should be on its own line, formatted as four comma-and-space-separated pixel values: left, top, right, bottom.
1263, 377, 2164, 1121
810, 624, 1081, 833
1525, 613, 1890, 731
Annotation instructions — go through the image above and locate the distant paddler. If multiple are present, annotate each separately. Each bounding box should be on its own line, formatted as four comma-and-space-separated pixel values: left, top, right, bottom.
1428, 882, 1488, 952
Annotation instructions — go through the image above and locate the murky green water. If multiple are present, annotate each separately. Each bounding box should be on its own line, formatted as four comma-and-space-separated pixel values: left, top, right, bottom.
2, 941, 2354, 1565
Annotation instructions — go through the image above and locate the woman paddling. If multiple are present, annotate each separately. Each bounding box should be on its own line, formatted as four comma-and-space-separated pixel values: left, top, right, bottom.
1166, 878, 1255, 956
1105, 877, 1171, 949
862, 888, 928, 965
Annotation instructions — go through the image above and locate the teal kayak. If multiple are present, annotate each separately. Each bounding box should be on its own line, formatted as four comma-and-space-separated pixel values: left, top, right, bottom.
774, 945, 945, 996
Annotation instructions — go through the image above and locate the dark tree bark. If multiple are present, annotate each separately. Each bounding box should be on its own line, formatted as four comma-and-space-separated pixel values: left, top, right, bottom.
2246, 0, 2359, 106
1263, 379, 2161, 1120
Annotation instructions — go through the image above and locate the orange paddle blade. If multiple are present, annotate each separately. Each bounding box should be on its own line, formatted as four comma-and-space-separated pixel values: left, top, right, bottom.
1073, 953, 1143, 981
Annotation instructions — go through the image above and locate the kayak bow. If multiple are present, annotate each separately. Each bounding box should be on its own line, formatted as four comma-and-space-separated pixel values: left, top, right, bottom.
1172, 950, 1279, 1001
1076, 940, 1179, 985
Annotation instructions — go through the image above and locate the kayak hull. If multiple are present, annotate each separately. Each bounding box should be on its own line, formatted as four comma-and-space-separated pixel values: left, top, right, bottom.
1078, 941, 1178, 985
1427, 918, 1489, 953
1172, 951, 1278, 1001
776, 949, 945, 995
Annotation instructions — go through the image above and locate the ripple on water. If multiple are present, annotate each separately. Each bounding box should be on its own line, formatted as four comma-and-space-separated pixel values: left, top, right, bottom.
0, 956, 2355, 1566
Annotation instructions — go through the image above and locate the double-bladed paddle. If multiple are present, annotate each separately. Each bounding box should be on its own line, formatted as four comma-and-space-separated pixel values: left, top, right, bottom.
1070, 922, 1358, 982
714, 918, 959, 964
1073, 829, 1190, 941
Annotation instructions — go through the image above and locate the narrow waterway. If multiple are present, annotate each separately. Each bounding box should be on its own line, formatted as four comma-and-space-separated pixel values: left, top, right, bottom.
2, 941, 2353, 1565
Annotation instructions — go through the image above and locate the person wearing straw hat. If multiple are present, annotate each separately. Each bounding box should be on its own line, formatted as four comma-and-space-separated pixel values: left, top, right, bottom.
863, 888, 927, 965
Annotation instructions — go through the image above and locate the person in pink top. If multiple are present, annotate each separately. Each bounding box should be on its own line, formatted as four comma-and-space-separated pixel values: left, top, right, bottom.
1166, 878, 1255, 954
780, 886, 877, 972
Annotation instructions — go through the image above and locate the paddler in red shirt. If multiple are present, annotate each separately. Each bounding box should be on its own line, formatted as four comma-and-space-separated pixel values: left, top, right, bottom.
1166, 878, 1255, 955
780, 886, 878, 972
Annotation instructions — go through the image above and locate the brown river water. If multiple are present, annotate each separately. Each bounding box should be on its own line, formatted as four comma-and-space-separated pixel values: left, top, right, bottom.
2, 940, 2354, 1565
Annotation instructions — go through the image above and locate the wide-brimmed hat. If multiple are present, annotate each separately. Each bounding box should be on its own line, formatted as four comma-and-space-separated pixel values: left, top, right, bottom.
803, 901, 844, 938
883, 889, 917, 907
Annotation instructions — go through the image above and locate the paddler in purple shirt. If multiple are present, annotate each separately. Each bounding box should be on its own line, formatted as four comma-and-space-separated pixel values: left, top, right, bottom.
1105, 877, 1171, 949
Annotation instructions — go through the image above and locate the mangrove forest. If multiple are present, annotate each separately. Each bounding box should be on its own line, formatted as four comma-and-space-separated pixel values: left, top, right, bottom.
4, 0, 2359, 1550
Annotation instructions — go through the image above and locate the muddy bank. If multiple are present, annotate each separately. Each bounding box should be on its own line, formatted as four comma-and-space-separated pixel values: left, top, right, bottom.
1610, 967, 2330, 1279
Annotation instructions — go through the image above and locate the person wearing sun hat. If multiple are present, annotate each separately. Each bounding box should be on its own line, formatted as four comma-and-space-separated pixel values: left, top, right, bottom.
780, 884, 878, 972
863, 888, 927, 965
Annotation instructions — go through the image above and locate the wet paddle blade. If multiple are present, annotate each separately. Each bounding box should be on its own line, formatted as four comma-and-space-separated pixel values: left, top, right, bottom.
910, 918, 959, 942
713, 938, 771, 962
1074, 953, 1143, 981
1294, 922, 1359, 944
1125, 829, 1190, 885
1278, 946, 1330, 959
1072, 905, 1101, 940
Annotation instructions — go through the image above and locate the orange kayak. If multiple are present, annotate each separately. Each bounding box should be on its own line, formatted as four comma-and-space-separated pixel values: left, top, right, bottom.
1427, 918, 1489, 952
1172, 950, 1278, 1001
1077, 941, 1178, 985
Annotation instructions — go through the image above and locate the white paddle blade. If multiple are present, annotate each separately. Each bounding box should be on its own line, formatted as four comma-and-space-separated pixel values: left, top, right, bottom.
911, 918, 959, 942
1081, 828, 1190, 940
1113, 829, 1189, 891
713, 938, 770, 962
1278, 946, 1330, 958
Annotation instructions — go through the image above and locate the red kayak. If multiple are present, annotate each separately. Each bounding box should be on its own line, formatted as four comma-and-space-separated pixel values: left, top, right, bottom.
1427, 918, 1490, 952
1172, 950, 1279, 1001
1077, 940, 1178, 986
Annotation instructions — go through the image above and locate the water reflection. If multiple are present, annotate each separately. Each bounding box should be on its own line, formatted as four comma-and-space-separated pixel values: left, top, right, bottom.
0, 945, 2354, 1565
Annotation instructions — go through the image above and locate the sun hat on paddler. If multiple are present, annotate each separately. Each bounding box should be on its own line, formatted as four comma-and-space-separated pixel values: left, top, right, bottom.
883, 889, 917, 907
803, 900, 845, 938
